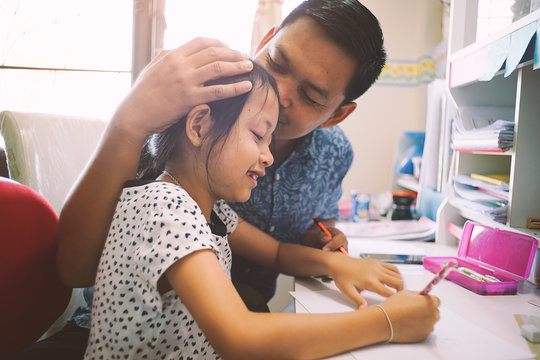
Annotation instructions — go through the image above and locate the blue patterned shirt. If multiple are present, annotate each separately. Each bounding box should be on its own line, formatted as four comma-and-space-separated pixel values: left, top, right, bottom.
229, 126, 353, 301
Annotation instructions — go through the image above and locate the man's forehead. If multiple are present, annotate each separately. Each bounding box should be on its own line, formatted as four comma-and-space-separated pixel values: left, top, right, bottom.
273, 44, 330, 101
271, 24, 354, 99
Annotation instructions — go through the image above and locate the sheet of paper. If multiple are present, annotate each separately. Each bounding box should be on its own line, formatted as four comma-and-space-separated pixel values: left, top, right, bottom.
535, 20, 539, 70
480, 34, 510, 81
505, 22, 537, 77
290, 289, 535, 360
347, 239, 426, 259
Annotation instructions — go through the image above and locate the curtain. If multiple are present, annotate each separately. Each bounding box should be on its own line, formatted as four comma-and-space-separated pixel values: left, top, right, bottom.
250, 0, 284, 56
132, 0, 166, 84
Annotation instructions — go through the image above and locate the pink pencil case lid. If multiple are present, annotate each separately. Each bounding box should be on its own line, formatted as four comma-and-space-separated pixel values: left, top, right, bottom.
423, 221, 538, 295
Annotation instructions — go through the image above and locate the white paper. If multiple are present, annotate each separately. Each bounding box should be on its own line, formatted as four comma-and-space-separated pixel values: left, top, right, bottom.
290, 290, 535, 360
335, 219, 435, 241
347, 239, 426, 259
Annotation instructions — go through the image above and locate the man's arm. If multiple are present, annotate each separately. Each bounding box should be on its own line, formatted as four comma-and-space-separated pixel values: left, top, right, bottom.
56, 38, 254, 287
300, 127, 354, 251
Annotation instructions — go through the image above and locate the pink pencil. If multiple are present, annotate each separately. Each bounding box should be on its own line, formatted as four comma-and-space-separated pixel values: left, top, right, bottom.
420, 259, 458, 295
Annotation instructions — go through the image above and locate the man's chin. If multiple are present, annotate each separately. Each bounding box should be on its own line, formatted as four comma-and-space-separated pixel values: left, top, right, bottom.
275, 130, 308, 141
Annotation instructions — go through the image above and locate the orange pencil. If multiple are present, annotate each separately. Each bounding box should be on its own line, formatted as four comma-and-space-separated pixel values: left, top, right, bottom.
312, 217, 349, 256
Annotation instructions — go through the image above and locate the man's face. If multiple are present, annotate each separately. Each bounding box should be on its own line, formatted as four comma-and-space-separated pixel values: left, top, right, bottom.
254, 16, 356, 141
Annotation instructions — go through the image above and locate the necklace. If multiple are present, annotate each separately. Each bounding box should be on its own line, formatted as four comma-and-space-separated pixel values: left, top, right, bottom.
162, 170, 180, 186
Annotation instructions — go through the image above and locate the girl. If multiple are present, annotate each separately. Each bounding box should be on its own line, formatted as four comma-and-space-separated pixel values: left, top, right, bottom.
84, 61, 439, 360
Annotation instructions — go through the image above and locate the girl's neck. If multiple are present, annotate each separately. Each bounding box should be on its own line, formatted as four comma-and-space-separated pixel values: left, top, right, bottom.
160, 167, 216, 223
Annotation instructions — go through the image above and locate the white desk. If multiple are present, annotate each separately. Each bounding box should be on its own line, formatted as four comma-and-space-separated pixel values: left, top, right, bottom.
294, 239, 540, 360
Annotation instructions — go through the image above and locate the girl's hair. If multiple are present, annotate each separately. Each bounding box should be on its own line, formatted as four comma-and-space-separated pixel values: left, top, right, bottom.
137, 61, 279, 180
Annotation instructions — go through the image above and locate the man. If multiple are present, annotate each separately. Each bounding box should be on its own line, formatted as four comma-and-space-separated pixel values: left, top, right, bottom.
228, 0, 386, 311
14, 1, 388, 358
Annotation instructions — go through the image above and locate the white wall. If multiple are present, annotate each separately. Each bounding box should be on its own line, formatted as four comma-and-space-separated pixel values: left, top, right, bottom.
340, 0, 444, 198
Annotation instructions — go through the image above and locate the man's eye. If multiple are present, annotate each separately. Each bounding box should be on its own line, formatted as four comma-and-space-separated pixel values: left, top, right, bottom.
300, 88, 320, 107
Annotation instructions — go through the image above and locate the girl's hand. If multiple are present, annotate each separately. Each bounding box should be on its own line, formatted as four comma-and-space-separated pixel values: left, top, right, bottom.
329, 257, 404, 308
112, 37, 254, 144
376, 290, 440, 343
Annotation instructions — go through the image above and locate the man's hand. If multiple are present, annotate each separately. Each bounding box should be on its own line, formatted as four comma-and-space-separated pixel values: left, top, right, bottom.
112, 37, 254, 143
301, 221, 348, 252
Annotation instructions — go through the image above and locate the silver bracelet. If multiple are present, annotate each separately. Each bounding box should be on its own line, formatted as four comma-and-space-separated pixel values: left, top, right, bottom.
375, 304, 394, 343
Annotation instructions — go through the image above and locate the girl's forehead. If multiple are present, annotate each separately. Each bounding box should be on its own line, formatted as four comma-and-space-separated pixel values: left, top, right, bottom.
243, 85, 279, 125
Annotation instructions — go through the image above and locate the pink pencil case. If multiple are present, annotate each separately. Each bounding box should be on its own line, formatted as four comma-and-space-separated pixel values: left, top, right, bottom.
423, 221, 538, 295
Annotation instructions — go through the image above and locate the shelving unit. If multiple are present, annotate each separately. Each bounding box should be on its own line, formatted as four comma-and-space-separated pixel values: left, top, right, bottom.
436, 1, 540, 247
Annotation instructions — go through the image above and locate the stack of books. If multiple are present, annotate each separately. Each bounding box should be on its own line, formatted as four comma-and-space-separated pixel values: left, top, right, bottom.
452, 173, 509, 223
452, 119, 514, 152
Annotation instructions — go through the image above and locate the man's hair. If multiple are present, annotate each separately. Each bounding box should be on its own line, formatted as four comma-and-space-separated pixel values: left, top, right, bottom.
279, 0, 386, 104
137, 61, 278, 180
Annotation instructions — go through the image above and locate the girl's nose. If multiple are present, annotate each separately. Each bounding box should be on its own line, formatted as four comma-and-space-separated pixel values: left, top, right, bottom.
260, 145, 274, 167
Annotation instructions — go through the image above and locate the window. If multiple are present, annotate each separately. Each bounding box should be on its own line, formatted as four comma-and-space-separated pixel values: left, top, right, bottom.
0, 0, 133, 118
162, 0, 303, 55
162, 1, 258, 54
0, 0, 305, 119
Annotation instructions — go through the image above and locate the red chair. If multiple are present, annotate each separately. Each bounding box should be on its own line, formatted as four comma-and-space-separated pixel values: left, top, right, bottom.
0, 178, 71, 359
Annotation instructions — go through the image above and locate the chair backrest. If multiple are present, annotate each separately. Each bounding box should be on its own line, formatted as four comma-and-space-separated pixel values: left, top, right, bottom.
0, 111, 107, 348
0, 110, 107, 213
0, 178, 72, 358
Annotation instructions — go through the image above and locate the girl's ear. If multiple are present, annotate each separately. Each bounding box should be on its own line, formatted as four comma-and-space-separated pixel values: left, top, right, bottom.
185, 104, 212, 147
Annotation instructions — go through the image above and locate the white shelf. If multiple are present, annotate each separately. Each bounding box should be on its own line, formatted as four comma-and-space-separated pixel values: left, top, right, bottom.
436, 1, 540, 246
396, 174, 420, 193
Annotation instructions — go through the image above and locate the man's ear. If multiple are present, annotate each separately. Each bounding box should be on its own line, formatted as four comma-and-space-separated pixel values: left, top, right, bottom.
185, 104, 212, 147
254, 26, 278, 55
320, 102, 357, 128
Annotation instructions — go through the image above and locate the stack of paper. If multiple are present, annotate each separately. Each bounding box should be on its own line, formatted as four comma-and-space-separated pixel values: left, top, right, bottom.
452, 174, 509, 223
452, 119, 514, 152
336, 217, 436, 242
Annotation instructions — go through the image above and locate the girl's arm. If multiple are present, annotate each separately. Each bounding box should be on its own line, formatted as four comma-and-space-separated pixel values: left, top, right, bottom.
229, 219, 403, 308
166, 249, 440, 360
56, 38, 254, 287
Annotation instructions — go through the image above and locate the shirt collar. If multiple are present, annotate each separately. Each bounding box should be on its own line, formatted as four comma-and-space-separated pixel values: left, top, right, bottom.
209, 210, 227, 237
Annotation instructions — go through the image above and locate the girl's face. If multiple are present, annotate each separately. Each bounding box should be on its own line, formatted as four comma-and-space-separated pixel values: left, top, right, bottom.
207, 85, 279, 202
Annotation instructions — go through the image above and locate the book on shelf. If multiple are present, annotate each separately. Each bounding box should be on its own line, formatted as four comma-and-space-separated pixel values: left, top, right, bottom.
470, 173, 510, 187
454, 174, 509, 197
